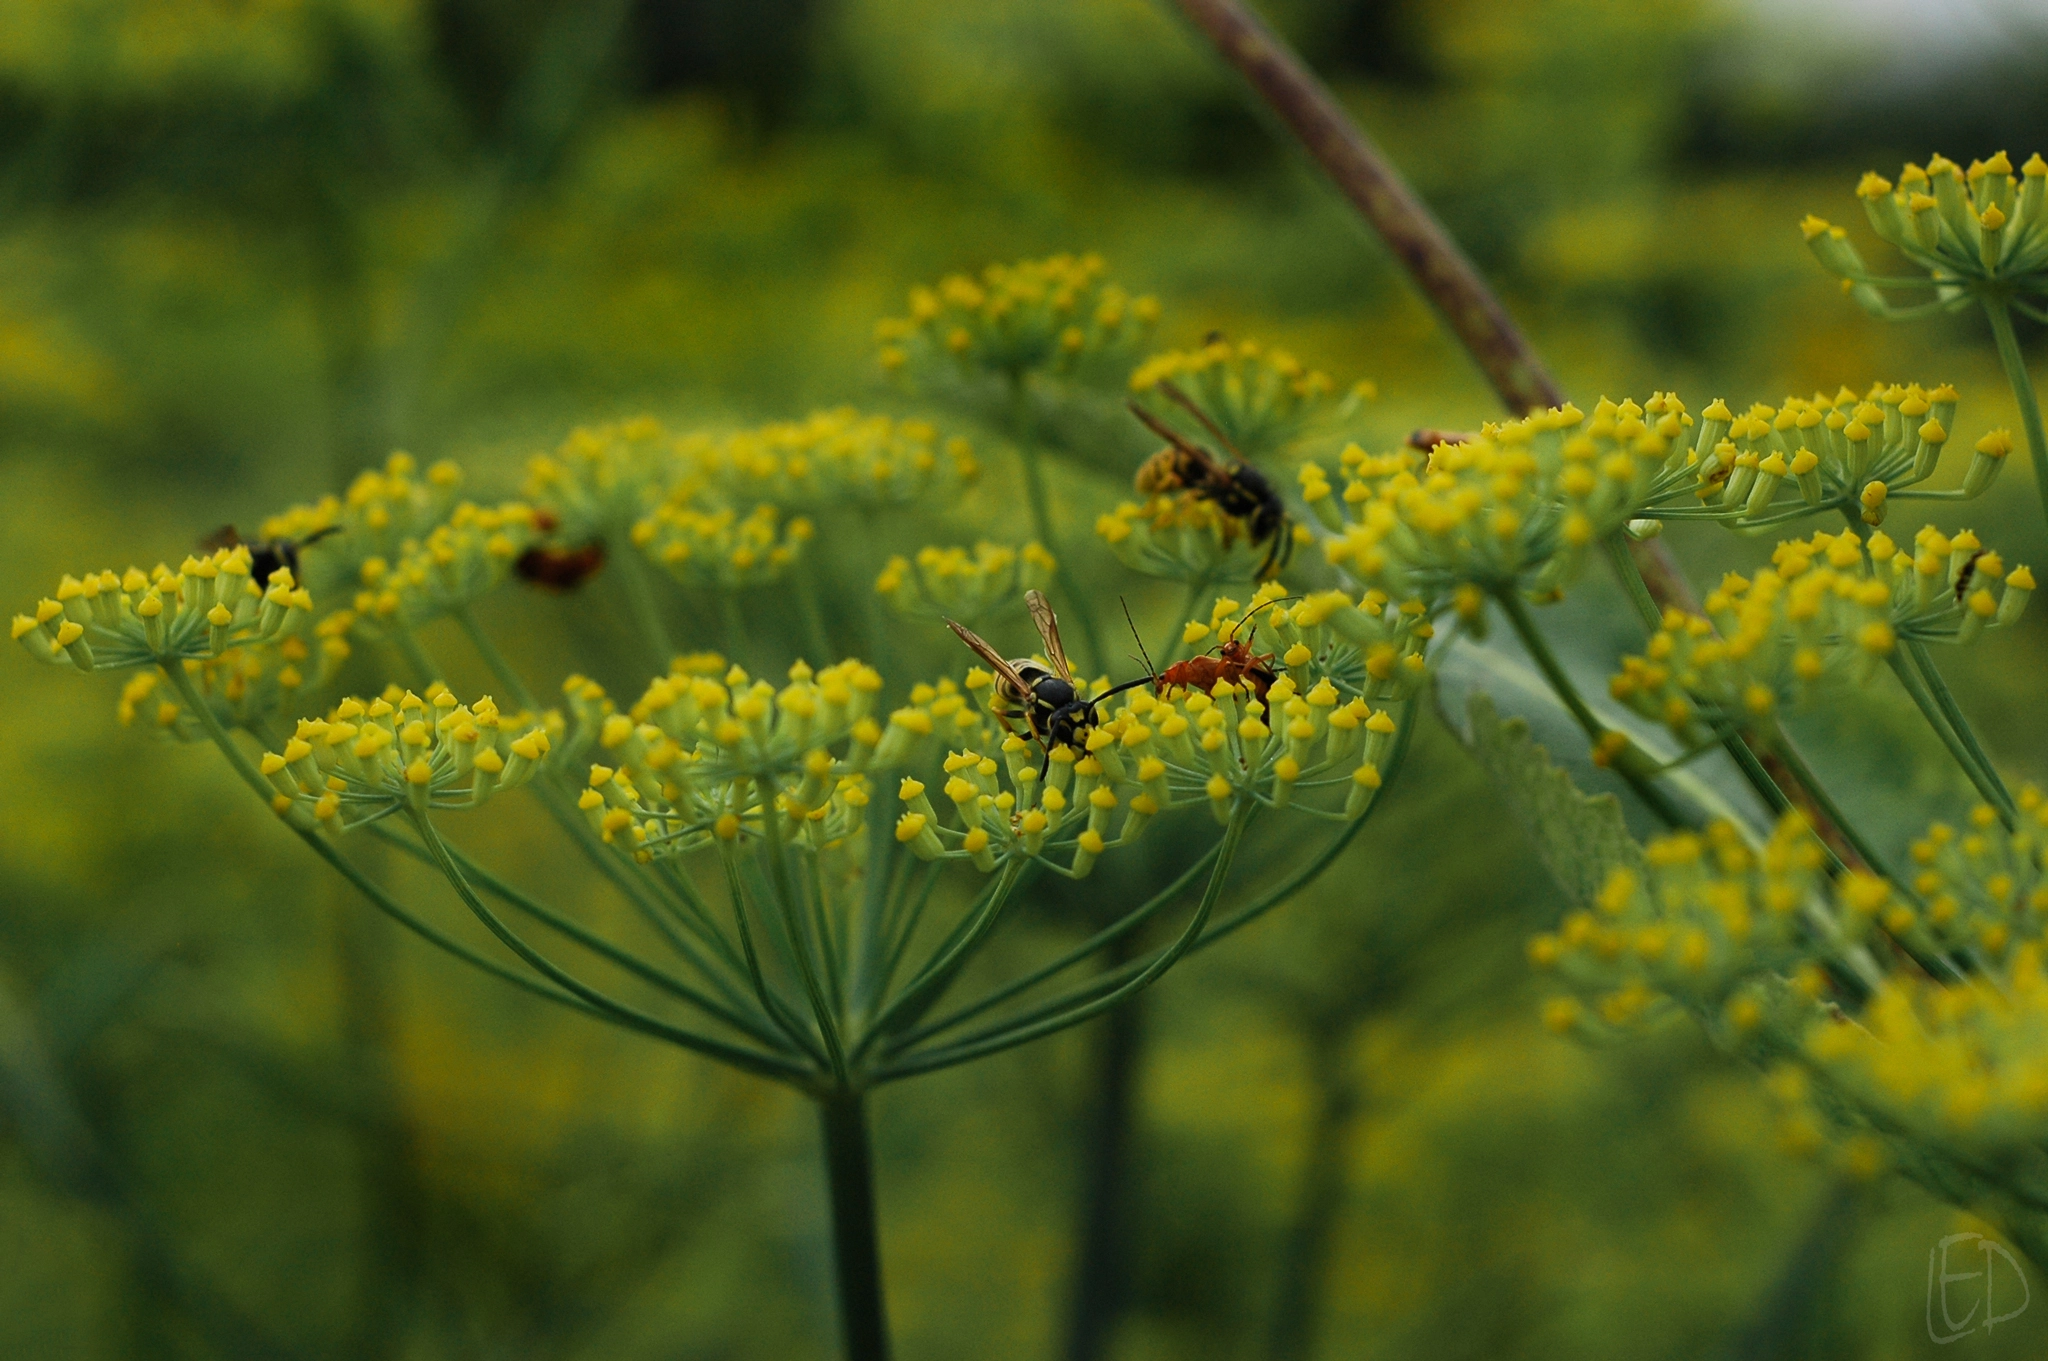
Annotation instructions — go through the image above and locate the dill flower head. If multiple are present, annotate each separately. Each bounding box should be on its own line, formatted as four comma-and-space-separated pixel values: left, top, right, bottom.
262, 684, 554, 830
1610, 526, 2033, 746
875, 542, 1055, 622
1905, 791, 2048, 962
1312, 400, 1672, 602
874, 253, 1159, 381
15, 547, 313, 674
523, 417, 673, 542
1128, 336, 1375, 461
1529, 814, 1833, 1036
631, 500, 812, 590
118, 621, 351, 740
1626, 384, 2001, 527
559, 658, 887, 863
681, 409, 979, 511
260, 451, 466, 593
349, 501, 543, 628
1807, 152, 2048, 299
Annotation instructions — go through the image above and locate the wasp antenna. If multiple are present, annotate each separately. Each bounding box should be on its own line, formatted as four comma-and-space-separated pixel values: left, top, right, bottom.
1157, 378, 1244, 461
1125, 400, 1209, 459
1119, 596, 1157, 681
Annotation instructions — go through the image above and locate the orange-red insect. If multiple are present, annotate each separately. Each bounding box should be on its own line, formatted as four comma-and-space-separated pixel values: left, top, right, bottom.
1139, 598, 1291, 704
514, 509, 607, 591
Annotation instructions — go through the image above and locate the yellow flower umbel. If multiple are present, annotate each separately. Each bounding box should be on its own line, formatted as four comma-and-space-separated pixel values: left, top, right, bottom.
523, 417, 673, 542
119, 622, 351, 742
875, 542, 1055, 622
264, 685, 552, 830
1096, 488, 1309, 585
1905, 792, 2048, 962
562, 659, 887, 862
1129, 336, 1375, 461
874, 253, 1159, 381
1610, 526, 2033, 747
632, 501, 812, 590
1807, 153, 2048, 306
1529, 814, 1843, 1038
350, 501, 543, 629
15, 547, 312, 674
684, 409, 979, 511
1312, 401, 1667, 602
260, 451, 466, 593
1625, 385, 2003, 529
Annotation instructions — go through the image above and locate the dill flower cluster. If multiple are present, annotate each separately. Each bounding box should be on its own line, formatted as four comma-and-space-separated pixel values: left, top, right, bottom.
874, 253, 1160, 380
260, 685, 554, 830
1529, 815, 1844, 1037
523, 418, 673, 542
874, 542, 1056, 621
677, 409, 980, 511
1905, 791, 2048, 961
1096, 488, 1311, 584
117, 621, 351, 741
1128, 336, 1375, 460
1609, 526, 2034, 745
1307, 401, 1670, 602
631, 501, 813, 590
351, 501, 544, 628
14, 546, 313, 673
560, 659, 887, 862
260, 451, 466, 592
1807, 152, 2048, 298
1624, 384, 2008, 529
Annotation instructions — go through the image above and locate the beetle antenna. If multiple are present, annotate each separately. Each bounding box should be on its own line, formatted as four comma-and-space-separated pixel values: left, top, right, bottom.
1157, 378, 1244, 462
1120, 596, 1157, 682
1225, 595, 1298, 643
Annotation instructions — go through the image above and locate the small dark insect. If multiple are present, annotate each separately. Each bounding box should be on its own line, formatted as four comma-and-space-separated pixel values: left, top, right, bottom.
515, 541, 608, 591
1955, 549, 1986, 603
200, 524, 340, 585
1406, 427, 1476, 451
1126, 381, 1294, 579
1147, 596, 1289, 704
946, 590, 1151, 777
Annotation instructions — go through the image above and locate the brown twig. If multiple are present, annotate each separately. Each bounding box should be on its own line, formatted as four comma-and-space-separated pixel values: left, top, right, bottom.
1170, 0, 1874, 870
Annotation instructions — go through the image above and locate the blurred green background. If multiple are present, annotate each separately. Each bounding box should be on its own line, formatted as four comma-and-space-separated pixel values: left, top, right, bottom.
6, 0, 2048, 1357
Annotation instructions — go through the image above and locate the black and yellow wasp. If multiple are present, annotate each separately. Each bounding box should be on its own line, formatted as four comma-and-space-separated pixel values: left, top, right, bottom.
945, 590, 1151, 776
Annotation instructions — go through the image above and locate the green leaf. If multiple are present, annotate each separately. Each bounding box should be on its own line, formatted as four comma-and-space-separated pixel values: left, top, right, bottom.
1461, 691, 1644, 910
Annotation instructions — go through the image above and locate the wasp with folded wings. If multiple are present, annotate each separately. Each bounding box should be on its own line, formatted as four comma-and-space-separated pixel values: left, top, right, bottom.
946, 590, 1152, 777
1126, 379, 1294, 580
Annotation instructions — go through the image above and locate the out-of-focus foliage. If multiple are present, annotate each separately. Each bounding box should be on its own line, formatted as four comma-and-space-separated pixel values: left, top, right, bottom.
7, 0, 2048, 1358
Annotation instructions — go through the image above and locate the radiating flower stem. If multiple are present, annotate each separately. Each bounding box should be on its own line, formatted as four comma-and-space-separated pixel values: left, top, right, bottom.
1895, 642, 2017, 828
818, 1089, 890, 1361
1984, 296, 2048, 533
611, 539, 678, 669
386, 620, 440, 691
1009, 371, 1107, 673
1492, 589, 1689, 829
454, 606, 540, 713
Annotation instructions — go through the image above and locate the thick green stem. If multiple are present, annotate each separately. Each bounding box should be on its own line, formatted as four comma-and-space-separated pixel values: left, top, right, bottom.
818, 1091, 891, 1361
1492, 590, 1689, 829
454, 606, 540, 714
386, 621, 440, 690
795, 562, 837, 665
717, 589, 749, 668
612, 541, 678, 670
1010, 372, 1108, 673
1604, 533, 1663, 632
1985, 297, 2048, 533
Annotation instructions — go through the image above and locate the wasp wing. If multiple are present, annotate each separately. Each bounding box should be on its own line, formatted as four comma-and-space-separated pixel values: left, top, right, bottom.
1024, 589, 1075, 683
1126, 401, 1233, 481
945, 619, 1035, 697
197, 525, 244, 553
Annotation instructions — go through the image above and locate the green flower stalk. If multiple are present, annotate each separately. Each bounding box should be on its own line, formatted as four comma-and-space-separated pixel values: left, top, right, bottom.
874, 542, 1055, 622
1129, 336, 1375, 461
